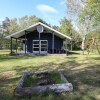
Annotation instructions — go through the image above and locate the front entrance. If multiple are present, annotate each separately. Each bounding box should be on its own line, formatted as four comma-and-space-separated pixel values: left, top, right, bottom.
33, 40, 48, 54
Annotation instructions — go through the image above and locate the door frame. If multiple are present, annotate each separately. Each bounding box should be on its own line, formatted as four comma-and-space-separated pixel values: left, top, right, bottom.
33, 40, 48, 54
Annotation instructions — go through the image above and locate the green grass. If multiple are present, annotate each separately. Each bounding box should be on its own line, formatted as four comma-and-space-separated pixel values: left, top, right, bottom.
0, 49, 20, 55
47, 73, 65, 84
23, 74, 38, 87
0, 50, 100, 100
0, 50, 10, 55
23, 73, 64, 87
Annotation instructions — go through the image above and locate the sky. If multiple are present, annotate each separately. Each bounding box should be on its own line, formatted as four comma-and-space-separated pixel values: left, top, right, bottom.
0, 0, 67, 26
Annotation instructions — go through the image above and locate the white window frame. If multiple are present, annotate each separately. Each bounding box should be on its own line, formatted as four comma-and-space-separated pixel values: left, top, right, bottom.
33, 40, 48, 54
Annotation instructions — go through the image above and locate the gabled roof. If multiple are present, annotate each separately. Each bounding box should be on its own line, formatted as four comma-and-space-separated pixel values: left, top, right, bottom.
6, 22, 71, 40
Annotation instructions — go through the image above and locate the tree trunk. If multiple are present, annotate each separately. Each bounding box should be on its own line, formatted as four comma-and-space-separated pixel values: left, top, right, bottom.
81, 36, 85, 55
95, 42, 100, 55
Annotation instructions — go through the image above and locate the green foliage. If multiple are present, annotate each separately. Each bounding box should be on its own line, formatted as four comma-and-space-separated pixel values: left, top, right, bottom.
79, 0, 100, 27
7, 15, 45, 35
51, 25, 59, 31
85, 30, 100, 54
0, 34, 4, 49
7, 18, 20, 34
58, 17, 72, 36
47, 73, 65, 84
58, 17, 82, 50
23, 73, 65, 87
71, 29, 82, 50
23, 74, 38, 87
78, 0, 100, 54
66, 0, 100, 52
1, 15, 48, 50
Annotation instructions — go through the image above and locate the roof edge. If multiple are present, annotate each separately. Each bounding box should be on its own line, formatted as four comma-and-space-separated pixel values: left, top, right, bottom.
5, 22, 72, 40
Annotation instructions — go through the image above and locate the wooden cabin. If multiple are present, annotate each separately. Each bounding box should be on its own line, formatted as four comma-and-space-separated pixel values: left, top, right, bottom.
6, 22, 71, 55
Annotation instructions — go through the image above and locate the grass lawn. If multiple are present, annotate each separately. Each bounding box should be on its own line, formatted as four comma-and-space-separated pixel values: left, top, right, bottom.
0, 50, 100, 100
0, 50, 11, 55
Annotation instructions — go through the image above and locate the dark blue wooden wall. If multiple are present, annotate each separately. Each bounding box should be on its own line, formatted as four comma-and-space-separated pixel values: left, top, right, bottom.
22, 30, 64, 53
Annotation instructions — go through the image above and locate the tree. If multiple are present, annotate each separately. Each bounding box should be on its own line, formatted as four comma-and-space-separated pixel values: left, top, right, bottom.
7, 18, 19, 34
66, 0, 81, 21
79, 0, 100, 26
0, 17, 10, 49
7, 15, 46, 35
58, 17, 81, 50
86, 30, 100, 54
66, 0, 85, 52
58, 17, 72, 36
78, 0, 100, 54
70, 29, 82, 50
2, 15, 50, 50
76, 14, 92, 54
51, 25, 59, 31
19, 15, 47, 30
66, 0, 100, 54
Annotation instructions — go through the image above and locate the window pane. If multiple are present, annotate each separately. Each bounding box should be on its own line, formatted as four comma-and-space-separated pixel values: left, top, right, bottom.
41, 41, 47, 44
33, 41, 39, 44
41, 48, 47, 51
41, 45, 47, 48
33, 45, 39, 47
33, 48, 39, 51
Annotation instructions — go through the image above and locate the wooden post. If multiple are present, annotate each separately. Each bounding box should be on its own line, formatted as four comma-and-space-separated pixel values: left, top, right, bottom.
52, 32, 54, 54
66, 39, 68, 56
25, 31, 27, 54
63, 40, 64, 53
71, 40, 72, 51
39, 32, 40, 54
16, 38, 17, 54
10, 37, 12, 54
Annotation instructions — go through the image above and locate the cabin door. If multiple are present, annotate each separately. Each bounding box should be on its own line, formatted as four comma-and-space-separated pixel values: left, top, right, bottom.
33, 40, 48, 54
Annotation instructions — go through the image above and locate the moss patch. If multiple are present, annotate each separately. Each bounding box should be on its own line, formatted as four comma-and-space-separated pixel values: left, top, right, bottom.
47, 73, 65, 84
23, 73, 65, 87
23, 74, 38, 87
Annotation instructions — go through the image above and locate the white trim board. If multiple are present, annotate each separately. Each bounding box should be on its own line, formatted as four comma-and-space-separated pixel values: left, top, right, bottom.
6, 22, 72, 40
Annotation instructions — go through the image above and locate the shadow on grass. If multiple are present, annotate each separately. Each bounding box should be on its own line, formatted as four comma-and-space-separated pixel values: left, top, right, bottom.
0, 55, 46, 62
0, 76, 20, 100
0, 53, 79, 63
68, 51, 80, 55
13, 60, 100, 99
0, 58, 100, 100
92, 56, 100, 60
62, 64, 100, 100
66, 56, 78, 59
13, 60, 80, 75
